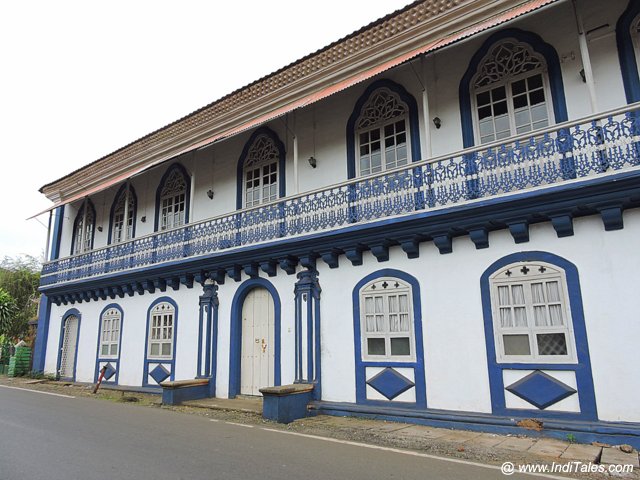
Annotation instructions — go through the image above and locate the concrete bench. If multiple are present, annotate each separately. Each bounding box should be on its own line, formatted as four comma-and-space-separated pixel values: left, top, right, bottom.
160, 378, 211, 405
260, 383, 314, 423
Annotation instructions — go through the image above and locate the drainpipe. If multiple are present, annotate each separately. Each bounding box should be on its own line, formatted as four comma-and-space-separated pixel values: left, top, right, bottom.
573, 0, 598, 113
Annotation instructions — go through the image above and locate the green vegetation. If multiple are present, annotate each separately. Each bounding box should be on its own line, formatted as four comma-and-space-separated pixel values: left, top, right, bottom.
0, 255, 41, 342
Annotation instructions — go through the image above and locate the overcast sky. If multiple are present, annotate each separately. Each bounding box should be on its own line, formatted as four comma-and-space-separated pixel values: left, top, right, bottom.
0, 0, 410, 262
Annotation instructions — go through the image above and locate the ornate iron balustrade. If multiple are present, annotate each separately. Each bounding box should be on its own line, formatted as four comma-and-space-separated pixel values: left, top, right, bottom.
41, 104, 640, 286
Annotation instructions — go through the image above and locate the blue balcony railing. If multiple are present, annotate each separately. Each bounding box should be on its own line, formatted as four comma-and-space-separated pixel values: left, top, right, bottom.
41, 103, 640, 286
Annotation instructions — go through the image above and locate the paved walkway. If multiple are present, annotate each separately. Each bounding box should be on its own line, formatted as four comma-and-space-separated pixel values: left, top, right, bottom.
182, 398, 639, 471
183, 396, 262, 414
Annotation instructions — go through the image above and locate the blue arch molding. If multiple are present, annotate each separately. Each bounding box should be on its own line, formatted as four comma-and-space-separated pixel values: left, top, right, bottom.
459, 28, 568, 148
228, 277, 282, 398
142, 297, 179, 388
56, 308, 82, 381
154, 163, 191, 232
93, 303, 125, 385
107, 184, 138, 244
616, 1, 640, 104
346, 79, 422, 179
69, 200, 97, 256
236, 127, 287, 210
480, 251, 597, 420
352, 269, 427, 409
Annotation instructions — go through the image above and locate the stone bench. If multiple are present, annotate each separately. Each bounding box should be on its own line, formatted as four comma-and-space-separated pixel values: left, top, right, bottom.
260, 383, 314, 423
160, 378, 211, 405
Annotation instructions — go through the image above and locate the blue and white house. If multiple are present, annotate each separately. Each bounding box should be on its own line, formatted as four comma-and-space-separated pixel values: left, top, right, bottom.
34, 0, 640, 446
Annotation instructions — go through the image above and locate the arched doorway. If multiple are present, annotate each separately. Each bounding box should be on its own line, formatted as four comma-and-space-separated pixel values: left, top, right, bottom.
241, 287, 275, 395
229, 278, 281, 398
58, 312, 80, 380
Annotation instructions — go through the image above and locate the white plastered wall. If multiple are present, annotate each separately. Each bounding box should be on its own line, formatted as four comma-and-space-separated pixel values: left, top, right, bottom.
317, 210, 640, 421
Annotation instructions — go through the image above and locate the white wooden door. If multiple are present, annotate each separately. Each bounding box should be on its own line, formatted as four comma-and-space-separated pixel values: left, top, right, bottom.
59, 315, 79, 379
240, 288, 275, 396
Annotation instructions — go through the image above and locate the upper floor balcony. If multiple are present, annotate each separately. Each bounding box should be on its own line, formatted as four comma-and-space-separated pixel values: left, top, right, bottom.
40, 102, 640, 289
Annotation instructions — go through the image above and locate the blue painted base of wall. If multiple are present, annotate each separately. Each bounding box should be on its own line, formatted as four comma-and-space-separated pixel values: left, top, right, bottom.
262, 384, 314, 423
311, 402, 640, 449
162, 382, 211, 406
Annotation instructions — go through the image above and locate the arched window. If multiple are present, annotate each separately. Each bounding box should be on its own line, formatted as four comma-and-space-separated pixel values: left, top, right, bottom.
148, 302, 175, 359
109, 184, 136, 244
156, 164, 189, 231
489, 262, 576, 363
99, 307, 121, 358
71, 199, 96, 255
243, 134, 280, 208
355, 89, 410, 176
359, 276, 415, 361
471, 40, 552, 144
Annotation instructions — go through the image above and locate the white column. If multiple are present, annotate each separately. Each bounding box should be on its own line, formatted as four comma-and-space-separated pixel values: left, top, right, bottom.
421, 56, 432, 159
123, 180, 130, 241
80, 198, 88, 253
293, 134, 299, 194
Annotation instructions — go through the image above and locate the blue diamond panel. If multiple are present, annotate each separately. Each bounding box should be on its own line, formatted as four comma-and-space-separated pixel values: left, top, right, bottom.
366, 368, 415, 400
149, 364, 170, 384
505, 370, 576, 410
103, 363, 116, 381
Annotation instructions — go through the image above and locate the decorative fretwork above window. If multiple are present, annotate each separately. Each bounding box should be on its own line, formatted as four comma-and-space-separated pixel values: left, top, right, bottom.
473, 41, 545, 89
160, 169, 187, 198
245, 135, 279, 168
356, 89, 408, 130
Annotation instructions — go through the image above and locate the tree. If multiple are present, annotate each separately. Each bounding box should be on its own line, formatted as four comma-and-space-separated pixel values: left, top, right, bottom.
0, 255, 41, 341
0, 288, 18, 340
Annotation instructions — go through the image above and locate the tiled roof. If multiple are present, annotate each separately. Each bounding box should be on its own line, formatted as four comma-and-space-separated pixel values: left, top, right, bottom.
40, 0, 468, 195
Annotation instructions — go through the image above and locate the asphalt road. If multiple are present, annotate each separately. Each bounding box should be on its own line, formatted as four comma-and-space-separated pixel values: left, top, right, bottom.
0, 385, 549, 480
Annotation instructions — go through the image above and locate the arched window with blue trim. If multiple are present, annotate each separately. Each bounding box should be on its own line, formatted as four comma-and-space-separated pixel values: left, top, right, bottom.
352, 269, 427, 408
71, 199, 96, 255
472, 39, 552, 144
241, 131, 283, 208
109, 184, 136, 244
355, 89, 410, 176
481, 252, 597, 419
460, 29, 567, 149
155, 163, 190, 231
347, 79, 421, 179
